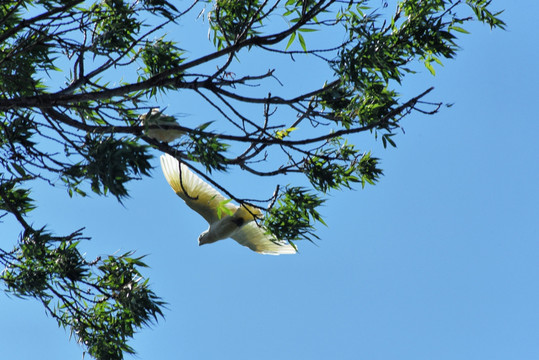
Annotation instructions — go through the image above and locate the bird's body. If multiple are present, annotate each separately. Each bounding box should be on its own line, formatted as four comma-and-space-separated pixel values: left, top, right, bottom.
160, 154, 296, 255
140, 108, 184, 142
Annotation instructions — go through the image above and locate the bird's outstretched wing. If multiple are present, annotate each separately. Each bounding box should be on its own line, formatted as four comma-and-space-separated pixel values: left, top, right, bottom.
160, 154, 236, 224
231, 222, 297, 255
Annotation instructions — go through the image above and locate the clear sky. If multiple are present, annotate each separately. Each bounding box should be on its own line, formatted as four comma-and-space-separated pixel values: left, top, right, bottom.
2, 1, 538, 359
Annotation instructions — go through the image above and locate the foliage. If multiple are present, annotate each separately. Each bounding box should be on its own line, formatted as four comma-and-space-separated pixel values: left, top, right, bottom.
1, 227, 163, 359
265, 186, 326, 244
0, 0, 505, 359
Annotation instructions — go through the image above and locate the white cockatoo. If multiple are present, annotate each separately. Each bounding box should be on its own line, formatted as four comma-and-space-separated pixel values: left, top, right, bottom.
139, 108, 184, 143
160, 153, 297, 255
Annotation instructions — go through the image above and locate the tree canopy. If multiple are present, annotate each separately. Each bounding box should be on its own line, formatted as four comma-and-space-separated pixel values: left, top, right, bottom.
0, 0, 504, 359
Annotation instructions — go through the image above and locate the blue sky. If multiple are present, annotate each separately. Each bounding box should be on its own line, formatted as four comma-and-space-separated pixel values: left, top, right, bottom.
2, 1, 539, 359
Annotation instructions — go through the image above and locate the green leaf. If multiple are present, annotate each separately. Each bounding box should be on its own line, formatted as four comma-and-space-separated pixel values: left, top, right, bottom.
425, 60, 436, 75
12, 163, 26, 177
275, 127, 297, 139
297, 33, 307, 52
449, 25, 470, 34
285, 32, 296, 50
216, 199, 234, 219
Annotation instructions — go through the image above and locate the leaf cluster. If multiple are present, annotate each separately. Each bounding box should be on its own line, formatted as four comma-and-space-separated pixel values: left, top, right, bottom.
265, 186, 326, 243
0, 226, 164, 360
209, 0, 264, 49
186, 122, 229, 173
88, 0, 140, 53
63, 136, 152, 200
304, 138, 383, 192
140, 38, 185, 78
0, 179, 36, 215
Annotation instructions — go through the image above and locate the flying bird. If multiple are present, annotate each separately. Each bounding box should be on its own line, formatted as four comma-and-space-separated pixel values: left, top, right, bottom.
140, 108, 184, 142
160, 153, 296, 255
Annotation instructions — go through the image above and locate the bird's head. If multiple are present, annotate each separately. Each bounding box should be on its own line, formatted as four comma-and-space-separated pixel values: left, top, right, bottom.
198, 230, 218, 246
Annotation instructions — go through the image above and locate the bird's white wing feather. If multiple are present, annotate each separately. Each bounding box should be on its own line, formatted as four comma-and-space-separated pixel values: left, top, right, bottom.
231, 222, 297, 255
160, 154, 236, 224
